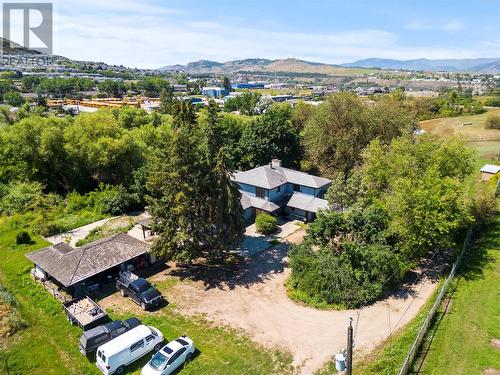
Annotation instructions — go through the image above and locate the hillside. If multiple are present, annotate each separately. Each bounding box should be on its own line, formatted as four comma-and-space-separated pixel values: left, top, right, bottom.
342, 57, 500, 72
159, 58, 374, 76
0, 37, 43, 55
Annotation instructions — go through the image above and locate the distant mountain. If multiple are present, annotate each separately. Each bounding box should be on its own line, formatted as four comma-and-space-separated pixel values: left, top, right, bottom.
158, 58, 371, 76
468, 60, 500, 73
0, 37, 44, 55
341, 57, 500, 72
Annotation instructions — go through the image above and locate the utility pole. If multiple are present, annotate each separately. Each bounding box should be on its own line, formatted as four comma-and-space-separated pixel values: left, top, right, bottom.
346, 317, 353, 375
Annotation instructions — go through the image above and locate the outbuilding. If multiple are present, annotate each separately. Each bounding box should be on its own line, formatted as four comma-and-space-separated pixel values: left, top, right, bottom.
480, 164, 500, 180
26, 233, 152, 297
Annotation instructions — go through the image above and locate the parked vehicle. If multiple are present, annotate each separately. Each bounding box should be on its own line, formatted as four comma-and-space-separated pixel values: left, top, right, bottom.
79, 317, 141, 355
95, 325, 164, 375
116, 271, 163, 310
140, 336, 195, 375
63, 296, 108, 331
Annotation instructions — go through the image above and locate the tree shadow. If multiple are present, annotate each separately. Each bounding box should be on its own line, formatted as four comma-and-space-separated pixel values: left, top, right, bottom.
90, 262, 171, 301
381, 248, 452, 302
410, 216, 500, 373
168, 244, 288, 290
456, 226, 498, 282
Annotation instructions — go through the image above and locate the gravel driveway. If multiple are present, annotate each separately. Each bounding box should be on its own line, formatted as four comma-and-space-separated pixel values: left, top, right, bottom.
166, 228, 442, 374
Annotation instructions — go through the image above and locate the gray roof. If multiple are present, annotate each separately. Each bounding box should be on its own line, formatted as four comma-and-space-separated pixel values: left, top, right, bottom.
241, 192, 281, 212
480, 164, 500, 174
26, 233, 150, 287
286, 192, 329, 213
233, 165, 331, 190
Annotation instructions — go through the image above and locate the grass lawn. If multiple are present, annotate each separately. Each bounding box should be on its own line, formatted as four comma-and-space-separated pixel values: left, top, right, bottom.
0, 217, 293, 375
413, 212, 500, 375
420, 108, 500, 141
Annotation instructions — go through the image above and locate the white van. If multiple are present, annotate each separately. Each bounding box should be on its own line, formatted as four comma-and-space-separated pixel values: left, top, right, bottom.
96, 325, 164, 375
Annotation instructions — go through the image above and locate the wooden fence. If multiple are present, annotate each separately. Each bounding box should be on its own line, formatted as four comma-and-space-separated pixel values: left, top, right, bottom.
397, 228, 473, 375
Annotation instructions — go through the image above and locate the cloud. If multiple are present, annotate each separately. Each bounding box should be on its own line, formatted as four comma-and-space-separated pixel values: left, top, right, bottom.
404, 20, 465, 32
442, 21, 465, 31
42, 0, 485, 68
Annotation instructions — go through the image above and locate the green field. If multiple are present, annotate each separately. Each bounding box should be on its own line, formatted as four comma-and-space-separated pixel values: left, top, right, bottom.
420, 109, 500, 143
414, 211, 500, 374
0, 216, 293, 375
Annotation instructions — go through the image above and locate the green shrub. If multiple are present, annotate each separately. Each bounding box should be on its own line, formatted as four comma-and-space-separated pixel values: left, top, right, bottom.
0, 181, 45, 215
90, 184, 134, 215
471, 186, 497, 226
484, 97, 500, 107
288, 241, 406, 308
0, 284, 17, 306
64, 191, 93, 213
255, 213, 278, 235
3, 91, 26, 107
15, 230, 31, 245
485, 112, 500, 129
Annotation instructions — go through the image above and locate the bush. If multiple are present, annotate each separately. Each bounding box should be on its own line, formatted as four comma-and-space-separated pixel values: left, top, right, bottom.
471, 186, 497, 226
15, 230, 31, 245
255, 213, 278, 235
0, 181, 45, 215
3, 91, 26, 107
0, 284, 17, 306
485, 113, 500, 129
90, 184, 134, 215
485, 97, 500, 107
288, 242, 405, 308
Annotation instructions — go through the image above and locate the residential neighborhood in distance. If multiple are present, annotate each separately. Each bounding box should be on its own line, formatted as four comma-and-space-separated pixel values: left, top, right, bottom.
0, 2, 499, 375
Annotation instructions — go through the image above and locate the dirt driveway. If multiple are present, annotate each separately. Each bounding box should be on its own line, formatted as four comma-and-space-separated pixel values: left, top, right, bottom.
164, 228, 442, 375
98, 227, 442, 374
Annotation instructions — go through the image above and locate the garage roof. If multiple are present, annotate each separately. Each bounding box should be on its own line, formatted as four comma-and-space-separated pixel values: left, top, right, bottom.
26, 233, 150, 287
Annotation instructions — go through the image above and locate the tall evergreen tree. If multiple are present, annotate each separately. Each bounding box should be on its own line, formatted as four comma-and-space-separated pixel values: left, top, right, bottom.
223, 76, 231, 92
147, 100, 244, 263
159, 86, 175, 115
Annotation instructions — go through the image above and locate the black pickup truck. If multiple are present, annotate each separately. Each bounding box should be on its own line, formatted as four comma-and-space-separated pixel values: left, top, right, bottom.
116, 271, 163, 310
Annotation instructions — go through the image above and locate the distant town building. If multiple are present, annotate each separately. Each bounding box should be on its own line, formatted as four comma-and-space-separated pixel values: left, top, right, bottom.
172, 84, 187, 92
202, 87, 229, 98
232, 82, 265, 89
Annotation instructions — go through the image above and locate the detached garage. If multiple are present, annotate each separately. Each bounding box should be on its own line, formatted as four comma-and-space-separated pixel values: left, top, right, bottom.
26, 233, 151, 297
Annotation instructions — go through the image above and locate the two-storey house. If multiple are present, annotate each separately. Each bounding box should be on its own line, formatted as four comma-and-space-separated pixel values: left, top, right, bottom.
232, 159, 331, 222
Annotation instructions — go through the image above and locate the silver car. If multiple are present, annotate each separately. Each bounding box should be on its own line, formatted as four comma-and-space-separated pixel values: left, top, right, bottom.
141, 336, 195, 375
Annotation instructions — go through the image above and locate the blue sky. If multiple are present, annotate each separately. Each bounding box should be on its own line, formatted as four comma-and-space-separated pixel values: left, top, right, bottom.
41, 0, 500, 67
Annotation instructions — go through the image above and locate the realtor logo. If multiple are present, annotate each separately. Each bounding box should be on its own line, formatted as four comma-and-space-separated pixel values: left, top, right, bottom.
2, 2, 53, 55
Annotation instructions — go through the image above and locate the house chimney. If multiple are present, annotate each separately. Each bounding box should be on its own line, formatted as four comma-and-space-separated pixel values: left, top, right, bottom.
270, 159, 282, 169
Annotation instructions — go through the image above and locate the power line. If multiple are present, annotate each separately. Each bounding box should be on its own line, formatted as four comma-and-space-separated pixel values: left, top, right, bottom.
390, 247, 441, 335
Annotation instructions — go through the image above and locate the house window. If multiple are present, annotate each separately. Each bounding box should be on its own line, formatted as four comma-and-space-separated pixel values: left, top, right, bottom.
256, 187, 266, 199
293, 184, 301, 192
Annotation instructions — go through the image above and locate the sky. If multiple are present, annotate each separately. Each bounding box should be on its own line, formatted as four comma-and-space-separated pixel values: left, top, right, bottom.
5, 0, 500, 68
